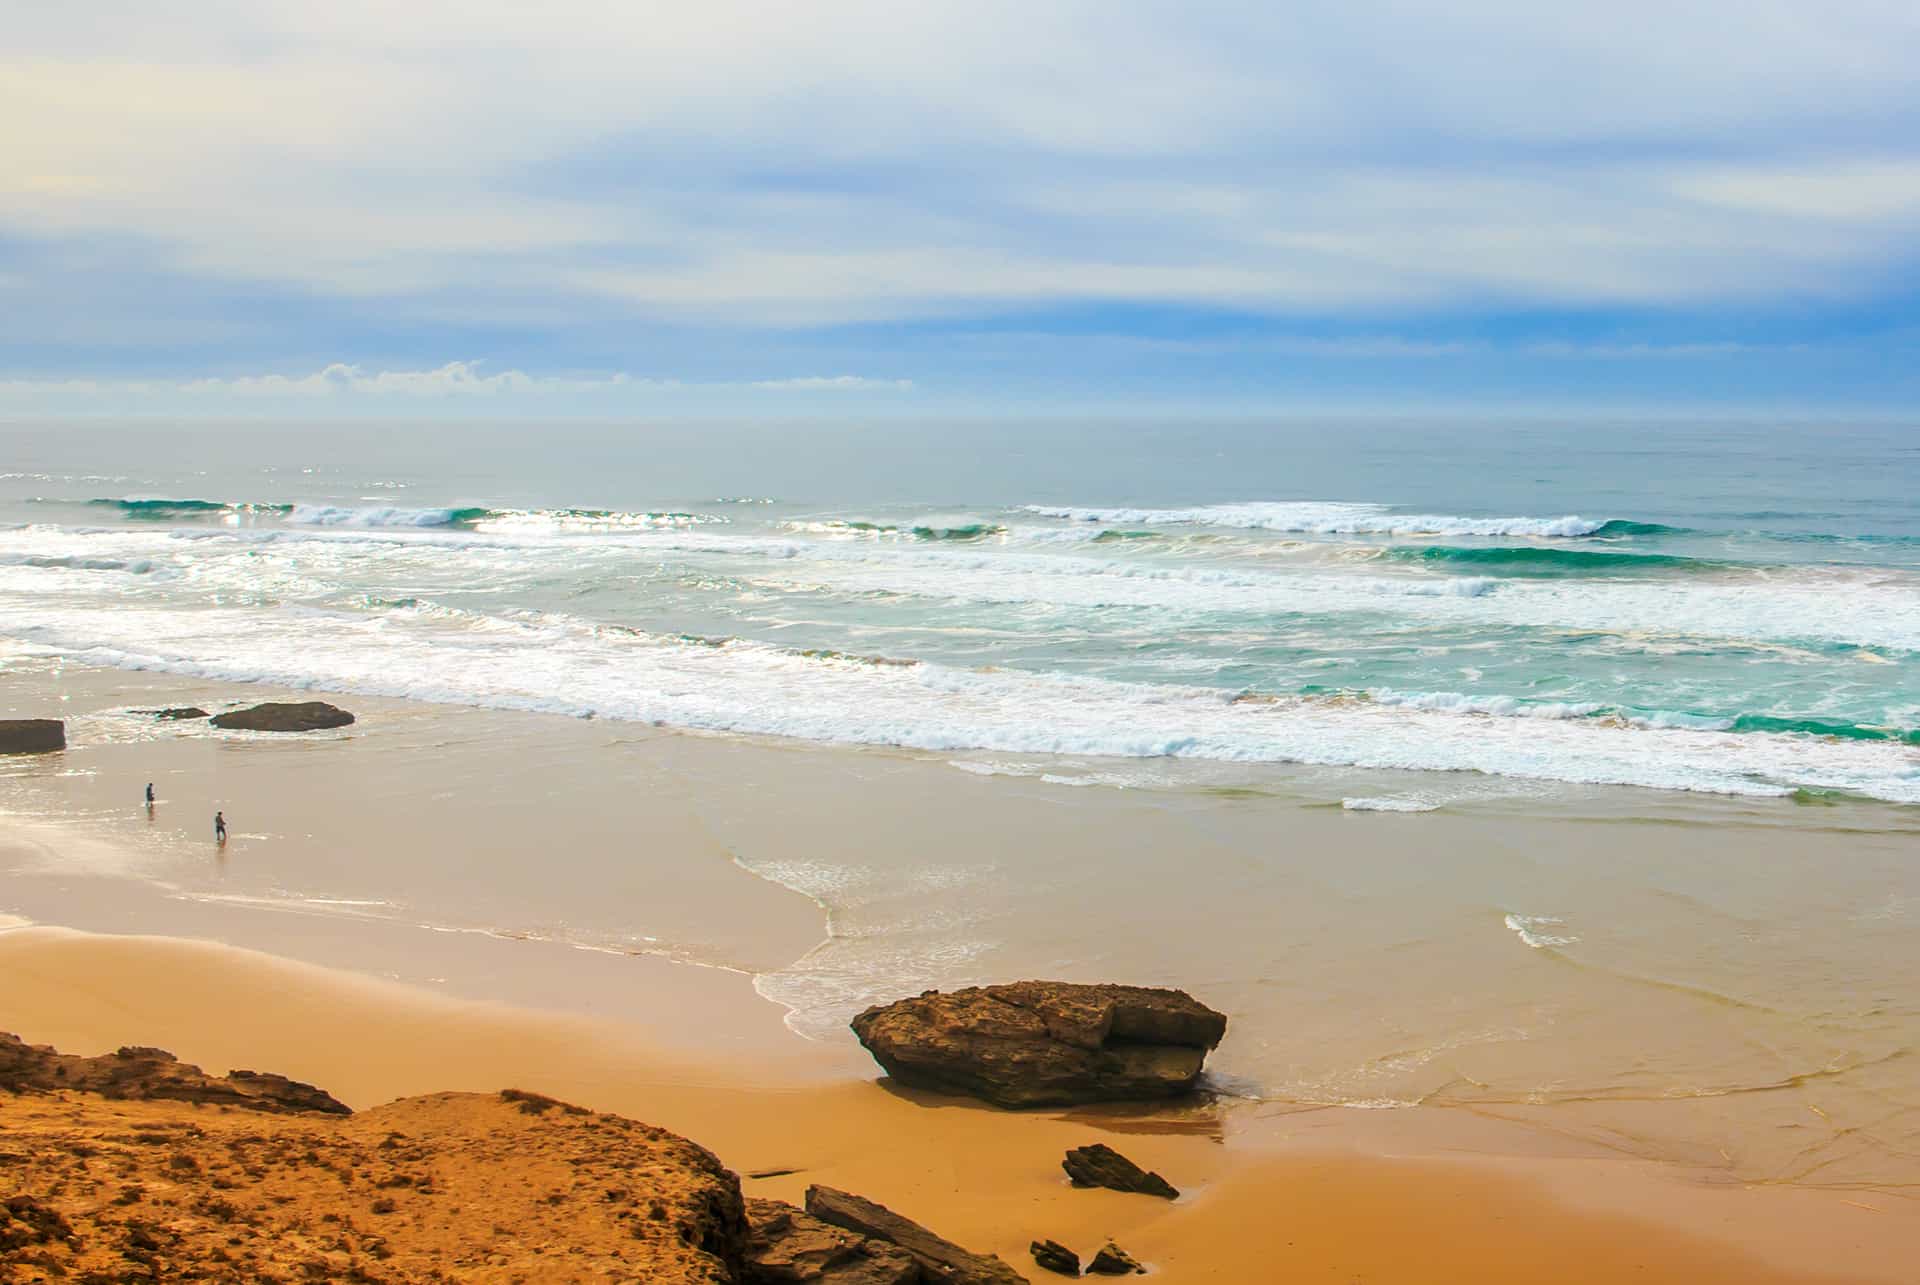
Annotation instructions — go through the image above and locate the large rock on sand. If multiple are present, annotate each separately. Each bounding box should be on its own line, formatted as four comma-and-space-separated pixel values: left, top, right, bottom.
0, 1032, 349, 1115
0, 719, 64, 754
851, 981, 1227, 1108
210, 701, 355, 732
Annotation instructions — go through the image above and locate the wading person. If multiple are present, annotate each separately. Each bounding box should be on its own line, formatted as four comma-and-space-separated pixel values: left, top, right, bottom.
214, 811, 227, 844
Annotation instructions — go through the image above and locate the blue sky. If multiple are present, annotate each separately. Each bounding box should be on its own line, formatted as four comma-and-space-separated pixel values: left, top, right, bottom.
5, 1, 1920, 415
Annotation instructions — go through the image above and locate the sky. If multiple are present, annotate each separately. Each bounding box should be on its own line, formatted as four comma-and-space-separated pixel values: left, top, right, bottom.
5, 1, 1920, 416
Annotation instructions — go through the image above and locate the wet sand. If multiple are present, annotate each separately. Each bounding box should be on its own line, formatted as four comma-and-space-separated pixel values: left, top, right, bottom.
2, 925, 1913, 1283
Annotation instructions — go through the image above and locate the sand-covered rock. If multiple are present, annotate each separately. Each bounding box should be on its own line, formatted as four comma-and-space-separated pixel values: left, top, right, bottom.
744, 1196, 918, 1283
210, 701, 355, 732
850, 981, 1227, 1108
806, 1185, 1028, 1285
1062, 1143, 1179, 1199
0, 1032, 349, 1115
0, 719, 64, 754
0, 1084, 750, 1282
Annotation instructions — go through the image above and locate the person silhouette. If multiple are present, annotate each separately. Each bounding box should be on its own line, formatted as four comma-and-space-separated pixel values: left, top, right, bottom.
214, 811, 227, 844
145, 782, 155, 807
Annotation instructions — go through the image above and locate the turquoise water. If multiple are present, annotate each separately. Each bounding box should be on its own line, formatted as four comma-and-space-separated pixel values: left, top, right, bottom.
2, 418, 1916, 802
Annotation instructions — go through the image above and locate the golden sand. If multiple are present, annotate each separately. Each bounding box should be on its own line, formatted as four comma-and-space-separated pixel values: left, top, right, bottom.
2, 925, 1912, 1283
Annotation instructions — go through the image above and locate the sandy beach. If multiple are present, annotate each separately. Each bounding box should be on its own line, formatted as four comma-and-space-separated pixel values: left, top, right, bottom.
5, 658, 1920, 1279
4, 923, 1914, 1282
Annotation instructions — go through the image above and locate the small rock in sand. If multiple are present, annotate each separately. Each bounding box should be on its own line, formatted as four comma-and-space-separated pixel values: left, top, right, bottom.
1062, 1143, 1178, 1200
1031, 1238, 1082, 1276
1087, 1242, 1145, 1275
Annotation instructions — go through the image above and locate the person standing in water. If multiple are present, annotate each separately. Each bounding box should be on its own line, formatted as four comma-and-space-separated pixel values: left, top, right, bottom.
214, 811, 227, 844
145, 782, 155, 807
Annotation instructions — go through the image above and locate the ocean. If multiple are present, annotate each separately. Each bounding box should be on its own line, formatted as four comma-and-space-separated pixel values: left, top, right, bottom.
3, 417, 1916, 803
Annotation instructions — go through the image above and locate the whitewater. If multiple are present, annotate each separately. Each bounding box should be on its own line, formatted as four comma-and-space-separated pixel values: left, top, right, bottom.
1, 418, 1916, 806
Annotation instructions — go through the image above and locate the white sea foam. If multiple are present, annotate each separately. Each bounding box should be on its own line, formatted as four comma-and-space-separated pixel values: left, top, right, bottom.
3, 518, 1917, 804
1342, 796, 1443, 812
1504, 913, 1578, 948
1024, 501, 1608, 538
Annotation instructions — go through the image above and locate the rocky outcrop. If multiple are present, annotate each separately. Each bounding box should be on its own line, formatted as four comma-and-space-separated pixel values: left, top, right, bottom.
805, 1186, 1027, 1285
1030, 1239, 1080, 1276
2, 1084, 751, 1283
0, 719, 64, 754
850, 982, 1228, 1108
744, 1198, 918, 1283
1061, 1144, 1178, 1199
1086, 1244, 1144, 1275
210, 701, 355, 732
0, 1032, 350, 1115
137, 707, 210, 720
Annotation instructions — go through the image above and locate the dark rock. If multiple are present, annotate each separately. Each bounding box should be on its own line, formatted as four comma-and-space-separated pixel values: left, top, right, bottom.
1061, 1144, 1178, 1200
805, 1185, 1027, 1285
743, 1197, 919, 1283
850, 982, 1227, 1108
209, 702, 355, 732
1086, 1243, 1144, 1275
0, 1032, 350, 1115
137, 707, 210, 721
1030, 1239, 1080, 1276
0, 719, 64, 754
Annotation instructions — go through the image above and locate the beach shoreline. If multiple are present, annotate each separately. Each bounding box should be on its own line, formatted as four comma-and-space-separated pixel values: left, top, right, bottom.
4, 656, 1919, 1277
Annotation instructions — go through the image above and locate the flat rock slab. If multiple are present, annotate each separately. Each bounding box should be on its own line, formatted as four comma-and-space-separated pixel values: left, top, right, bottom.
1062, 1143, 1178, 1199
0, 719, 64, 754
744, 1197, 919, 1283
210, 701, 355, 732
851, 981, 1227, 1108
805, 1185, 1028, 1285
0, 1031, 349, 1116
137, 707, 210, 720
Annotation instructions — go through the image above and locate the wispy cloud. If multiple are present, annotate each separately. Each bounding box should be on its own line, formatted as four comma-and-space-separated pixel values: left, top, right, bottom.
0, 362, 916, 404
750, 375, 915, 390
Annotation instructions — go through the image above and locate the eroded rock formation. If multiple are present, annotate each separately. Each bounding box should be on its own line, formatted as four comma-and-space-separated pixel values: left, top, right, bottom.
851, 981, 1227, 1108
1, 1079, 751, 1282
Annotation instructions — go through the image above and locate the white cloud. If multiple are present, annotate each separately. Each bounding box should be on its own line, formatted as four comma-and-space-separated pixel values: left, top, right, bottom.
0, 362, 915, 402
1, 2, 1918, 329
751, 375, 916, 390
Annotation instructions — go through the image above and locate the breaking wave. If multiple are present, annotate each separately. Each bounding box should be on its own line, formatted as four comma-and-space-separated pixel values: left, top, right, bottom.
1382, 545, 1719, 574
1024, 501, 1613, 538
